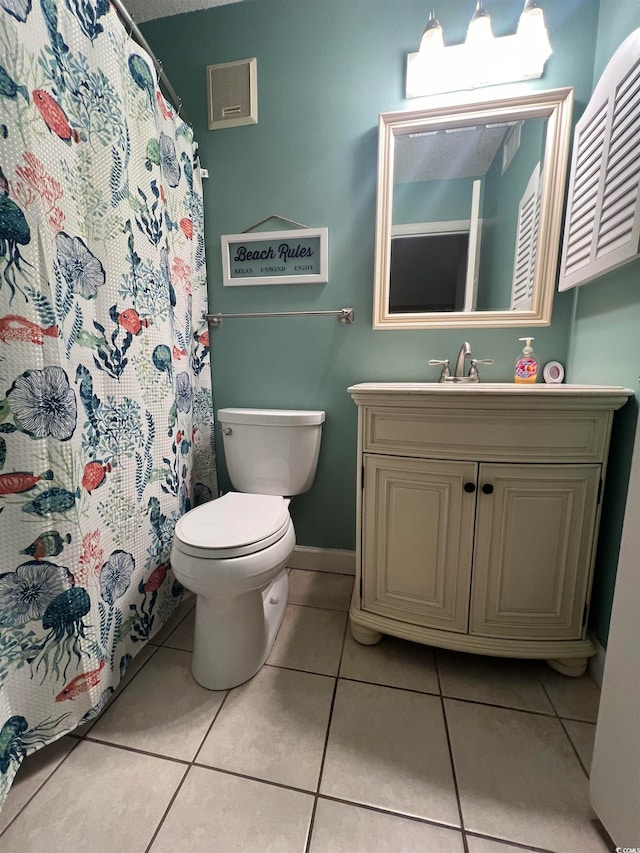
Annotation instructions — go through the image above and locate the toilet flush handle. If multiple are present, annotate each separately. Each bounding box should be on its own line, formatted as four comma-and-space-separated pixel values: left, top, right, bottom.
222, 427, 232, 435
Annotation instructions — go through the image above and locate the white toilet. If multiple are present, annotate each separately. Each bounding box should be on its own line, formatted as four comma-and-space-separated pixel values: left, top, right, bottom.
171, 408, 325, 690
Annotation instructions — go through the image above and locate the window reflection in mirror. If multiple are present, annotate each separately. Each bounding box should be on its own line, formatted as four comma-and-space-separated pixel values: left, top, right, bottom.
373, 89, 574, 329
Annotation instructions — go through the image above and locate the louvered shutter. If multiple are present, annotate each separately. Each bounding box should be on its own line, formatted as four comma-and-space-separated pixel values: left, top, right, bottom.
512, 162, 541, 310
559, 28, 640, 291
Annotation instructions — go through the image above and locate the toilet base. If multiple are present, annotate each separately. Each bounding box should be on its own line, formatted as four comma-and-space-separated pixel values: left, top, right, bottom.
191, 568, 289, 690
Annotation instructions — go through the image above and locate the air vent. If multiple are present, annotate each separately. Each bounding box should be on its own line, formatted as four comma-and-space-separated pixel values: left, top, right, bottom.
206, 58, 257, 130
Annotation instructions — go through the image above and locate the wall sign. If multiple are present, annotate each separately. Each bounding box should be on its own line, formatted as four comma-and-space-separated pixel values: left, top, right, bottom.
221, 227, 328, 286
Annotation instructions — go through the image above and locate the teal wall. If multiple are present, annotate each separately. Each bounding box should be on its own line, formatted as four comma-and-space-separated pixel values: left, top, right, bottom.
143, 1, 637, 644
565, 0, 640, 645
393, 177, 474, 224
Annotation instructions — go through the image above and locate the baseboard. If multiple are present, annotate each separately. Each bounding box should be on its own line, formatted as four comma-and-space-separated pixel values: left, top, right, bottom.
588, 636, 606, 688
288, 546, 356, 576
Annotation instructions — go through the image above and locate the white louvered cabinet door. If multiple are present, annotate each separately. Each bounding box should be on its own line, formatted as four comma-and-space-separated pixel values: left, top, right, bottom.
512, 162, 541, 309
559, 28, 640, 290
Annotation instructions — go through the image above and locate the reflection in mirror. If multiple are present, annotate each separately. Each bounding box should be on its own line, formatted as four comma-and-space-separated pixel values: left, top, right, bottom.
373, 89, 574, 329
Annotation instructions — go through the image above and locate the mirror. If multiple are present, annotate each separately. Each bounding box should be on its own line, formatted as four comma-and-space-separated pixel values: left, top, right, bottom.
373, 88, 574, 329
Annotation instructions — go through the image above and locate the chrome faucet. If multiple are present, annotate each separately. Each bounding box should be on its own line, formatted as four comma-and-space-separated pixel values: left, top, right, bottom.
454, 341, 472, 379
429, 342, 494, 383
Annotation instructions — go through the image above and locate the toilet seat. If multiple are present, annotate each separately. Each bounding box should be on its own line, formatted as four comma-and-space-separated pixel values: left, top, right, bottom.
174, 492, 291, 559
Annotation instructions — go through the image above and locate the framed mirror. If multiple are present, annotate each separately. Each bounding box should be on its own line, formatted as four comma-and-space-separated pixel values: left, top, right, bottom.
373, 88, 574, 329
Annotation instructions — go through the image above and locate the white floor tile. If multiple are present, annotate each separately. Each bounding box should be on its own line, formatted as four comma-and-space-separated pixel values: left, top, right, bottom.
268, 604, 346, 675
564, 719, 596, 775
540, 669, 601, 722
162, 608, 195, 651
197, 665, 334, 790
437, 649, 554, 714
288, 569, 353, 611
321, 680, 459, 825
466, 836, 547, 852
0, 740, 185, 853
340, 631, 439, 694
309, 798, 464, 852
89, 647, 226, 760
150, 766, 313, 853
0, 736, 77, 834
446, 698, 609, 852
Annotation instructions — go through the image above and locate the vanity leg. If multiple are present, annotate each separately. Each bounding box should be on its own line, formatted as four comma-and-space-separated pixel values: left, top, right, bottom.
547, 657, 588, 677
350, 620, 383, 645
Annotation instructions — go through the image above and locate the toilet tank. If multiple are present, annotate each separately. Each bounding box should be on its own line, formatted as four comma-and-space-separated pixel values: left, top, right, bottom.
218, 408, 325, 496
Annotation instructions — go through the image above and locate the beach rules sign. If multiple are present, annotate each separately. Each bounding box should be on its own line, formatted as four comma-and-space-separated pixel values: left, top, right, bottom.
221, 228, 328, 286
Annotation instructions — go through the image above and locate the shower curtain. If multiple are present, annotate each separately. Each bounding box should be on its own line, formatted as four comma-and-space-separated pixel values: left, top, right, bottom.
0, 0, 216, 806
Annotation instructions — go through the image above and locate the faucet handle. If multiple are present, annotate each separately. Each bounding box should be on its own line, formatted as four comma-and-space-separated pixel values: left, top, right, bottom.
468, 358, 494, 380
428, 359, 451, 381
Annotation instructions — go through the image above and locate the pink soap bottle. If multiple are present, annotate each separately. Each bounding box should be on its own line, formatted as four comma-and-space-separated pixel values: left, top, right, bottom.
514, 338, 538, 384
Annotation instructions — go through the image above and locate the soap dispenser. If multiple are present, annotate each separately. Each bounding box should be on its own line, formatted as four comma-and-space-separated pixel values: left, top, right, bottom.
514, 338, 538, 384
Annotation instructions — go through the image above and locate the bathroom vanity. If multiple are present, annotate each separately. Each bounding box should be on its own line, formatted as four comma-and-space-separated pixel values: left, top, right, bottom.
348, 383, 631, 675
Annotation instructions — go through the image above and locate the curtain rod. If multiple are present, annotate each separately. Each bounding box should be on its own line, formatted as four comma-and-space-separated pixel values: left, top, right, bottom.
110, 0, 191, 125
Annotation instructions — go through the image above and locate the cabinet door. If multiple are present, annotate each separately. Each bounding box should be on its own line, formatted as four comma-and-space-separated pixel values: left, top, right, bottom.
362, 454, 476, 632
470, 463, 600, 640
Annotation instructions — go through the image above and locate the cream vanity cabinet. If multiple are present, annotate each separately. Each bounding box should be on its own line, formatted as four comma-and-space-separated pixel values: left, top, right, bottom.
348, 383, 631, 675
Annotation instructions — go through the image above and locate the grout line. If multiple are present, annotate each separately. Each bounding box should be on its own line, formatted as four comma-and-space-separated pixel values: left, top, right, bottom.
191, 763, 316, 798
537, 678, 594, 779
556, 716, 591, 779
434, 654, 469, 853
144, 686, 232, 851
465, 829, 556, 852
285, 600, 352, 614
80, 736, 192, 766
191, 689, 231, 765
304, 612, 350, 852
263, 661, 337, 680
144, 764, 191, 853
315, 792, 464, 833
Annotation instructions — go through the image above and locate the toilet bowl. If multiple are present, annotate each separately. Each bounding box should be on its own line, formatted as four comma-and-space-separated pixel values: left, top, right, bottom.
171, 408, 325, 690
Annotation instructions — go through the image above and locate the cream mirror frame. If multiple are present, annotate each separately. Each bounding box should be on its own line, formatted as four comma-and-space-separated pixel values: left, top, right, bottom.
373, 87, 574, 329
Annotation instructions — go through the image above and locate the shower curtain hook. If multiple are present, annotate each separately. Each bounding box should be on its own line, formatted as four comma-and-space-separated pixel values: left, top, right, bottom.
128, 12, 134, 38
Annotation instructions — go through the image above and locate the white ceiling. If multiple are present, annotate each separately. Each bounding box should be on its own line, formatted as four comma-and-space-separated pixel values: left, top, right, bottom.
125, 0, 242, 23
394, 125, 509, 184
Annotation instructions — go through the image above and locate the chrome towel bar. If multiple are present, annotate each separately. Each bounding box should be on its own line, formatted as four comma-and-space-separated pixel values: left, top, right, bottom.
206, 307, 354, 327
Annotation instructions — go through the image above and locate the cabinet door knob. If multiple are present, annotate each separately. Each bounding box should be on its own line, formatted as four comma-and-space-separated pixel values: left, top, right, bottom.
464, 482, 476, 493
481, 483, 494, 495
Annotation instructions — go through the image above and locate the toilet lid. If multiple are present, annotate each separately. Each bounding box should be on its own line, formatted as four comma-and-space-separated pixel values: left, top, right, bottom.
174, 492, 290, 556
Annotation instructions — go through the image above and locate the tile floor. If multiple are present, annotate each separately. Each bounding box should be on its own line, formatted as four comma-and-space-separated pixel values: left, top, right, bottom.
0, 569, 612, 853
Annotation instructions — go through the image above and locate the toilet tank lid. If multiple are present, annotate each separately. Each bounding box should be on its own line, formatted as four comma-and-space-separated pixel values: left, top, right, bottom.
217, 408, 325, 426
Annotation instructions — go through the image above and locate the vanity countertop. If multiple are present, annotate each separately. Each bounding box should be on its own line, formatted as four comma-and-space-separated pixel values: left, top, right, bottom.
348, 383, 633, 410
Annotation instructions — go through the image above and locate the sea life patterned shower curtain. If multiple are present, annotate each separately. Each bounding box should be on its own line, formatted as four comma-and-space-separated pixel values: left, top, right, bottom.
0, 0, 216, 806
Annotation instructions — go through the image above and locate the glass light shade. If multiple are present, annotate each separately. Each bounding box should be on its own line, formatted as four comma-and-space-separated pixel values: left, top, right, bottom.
517, 1, 552, 61
419, 11, 444, 53
466, 2, 494, 49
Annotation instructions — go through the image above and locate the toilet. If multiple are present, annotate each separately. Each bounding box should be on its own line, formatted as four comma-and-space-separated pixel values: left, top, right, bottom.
171, 407, 325, 690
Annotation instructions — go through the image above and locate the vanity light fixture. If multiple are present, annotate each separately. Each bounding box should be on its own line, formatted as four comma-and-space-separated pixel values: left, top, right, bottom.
406, 1, 553, 99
